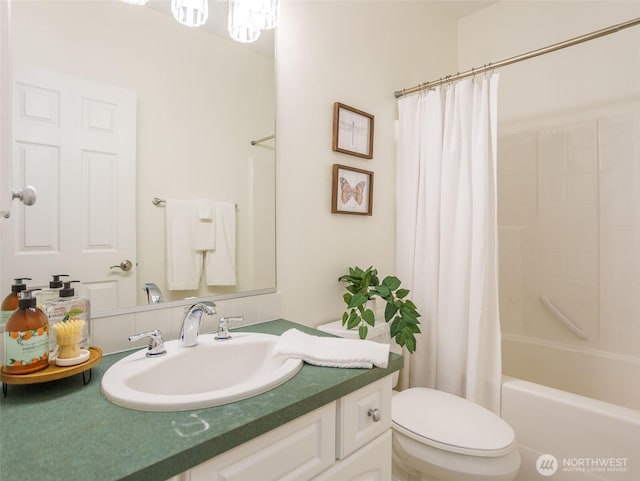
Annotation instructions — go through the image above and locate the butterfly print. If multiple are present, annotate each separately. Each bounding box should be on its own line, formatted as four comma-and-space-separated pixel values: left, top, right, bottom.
340, 177, 366, 205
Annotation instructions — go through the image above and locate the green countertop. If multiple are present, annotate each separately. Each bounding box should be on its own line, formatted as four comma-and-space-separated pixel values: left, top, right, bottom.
0, 319, 403, 481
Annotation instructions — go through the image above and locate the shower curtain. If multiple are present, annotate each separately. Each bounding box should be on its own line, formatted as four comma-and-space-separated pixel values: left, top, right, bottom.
396, 74, 502, 414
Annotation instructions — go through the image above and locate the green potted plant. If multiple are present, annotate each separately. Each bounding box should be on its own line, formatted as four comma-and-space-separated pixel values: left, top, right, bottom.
338, 266, 421, 353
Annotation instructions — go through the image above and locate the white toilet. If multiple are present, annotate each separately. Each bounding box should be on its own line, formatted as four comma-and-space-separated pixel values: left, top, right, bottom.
317, 320, 521, 481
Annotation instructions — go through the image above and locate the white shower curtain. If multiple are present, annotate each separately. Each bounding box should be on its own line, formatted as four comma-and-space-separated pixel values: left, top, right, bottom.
396, 74, 502, 414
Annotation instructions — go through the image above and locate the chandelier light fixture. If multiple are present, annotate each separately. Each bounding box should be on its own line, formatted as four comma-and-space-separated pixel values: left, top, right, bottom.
121, 0, 278, 43
171, 0, 208, 28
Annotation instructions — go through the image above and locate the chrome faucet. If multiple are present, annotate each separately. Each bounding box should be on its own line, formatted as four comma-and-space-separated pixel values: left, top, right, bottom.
214, 316, 244, 341
142, 282, 164, 304
179, 301, 216, 347
129, 329, 166, 357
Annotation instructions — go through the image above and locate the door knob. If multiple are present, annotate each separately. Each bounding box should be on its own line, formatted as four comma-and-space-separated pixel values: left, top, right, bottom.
12, 185, 37, 206
110, 260, 133, 272
3, 185, 38, 218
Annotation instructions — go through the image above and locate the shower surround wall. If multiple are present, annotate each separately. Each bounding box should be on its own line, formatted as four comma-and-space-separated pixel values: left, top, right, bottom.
458, 0, 640, 410
498, 107, 640, 410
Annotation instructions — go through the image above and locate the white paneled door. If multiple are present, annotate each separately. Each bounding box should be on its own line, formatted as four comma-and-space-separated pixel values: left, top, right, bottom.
3, 65, 137, 311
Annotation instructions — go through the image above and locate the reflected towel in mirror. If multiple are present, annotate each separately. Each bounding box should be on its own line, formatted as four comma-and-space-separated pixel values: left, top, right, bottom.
165, 199, 203, 290
272, 328, 389, 369
204, 202, 237, 286
195, 199, 216, 251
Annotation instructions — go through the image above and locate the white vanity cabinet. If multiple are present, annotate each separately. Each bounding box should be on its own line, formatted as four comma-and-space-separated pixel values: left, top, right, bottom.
178, 376, 393, 481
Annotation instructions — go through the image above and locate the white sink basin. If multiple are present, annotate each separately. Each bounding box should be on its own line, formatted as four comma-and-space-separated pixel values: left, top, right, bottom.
101, 332, 302, 412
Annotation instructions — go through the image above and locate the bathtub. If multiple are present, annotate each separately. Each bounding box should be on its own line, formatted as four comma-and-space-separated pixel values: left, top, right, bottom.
501, 336, 640, 481
502, 334, 640, 410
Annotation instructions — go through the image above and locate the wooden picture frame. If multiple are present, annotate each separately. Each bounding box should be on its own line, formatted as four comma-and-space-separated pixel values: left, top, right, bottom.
331, 164, 373, 215
332, 102, 374, 159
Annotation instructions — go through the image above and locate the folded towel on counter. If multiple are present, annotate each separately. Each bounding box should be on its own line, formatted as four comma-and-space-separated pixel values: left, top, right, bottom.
165, 199, 202, 290
194, 199, 216, 251
272, 328, 389, 369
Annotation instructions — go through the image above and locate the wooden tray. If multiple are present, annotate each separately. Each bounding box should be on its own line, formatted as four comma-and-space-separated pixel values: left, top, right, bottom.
0, 346, 102, 385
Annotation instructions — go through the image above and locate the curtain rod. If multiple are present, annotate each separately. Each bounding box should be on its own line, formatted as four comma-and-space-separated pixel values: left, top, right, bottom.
395, 16, 640, 99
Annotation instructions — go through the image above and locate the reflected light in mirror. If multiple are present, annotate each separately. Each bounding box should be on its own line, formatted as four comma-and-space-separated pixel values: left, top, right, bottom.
171, 0, 209, 28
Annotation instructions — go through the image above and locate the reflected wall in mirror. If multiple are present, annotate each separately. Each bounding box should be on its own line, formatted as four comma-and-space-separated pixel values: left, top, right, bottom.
1, 0, 276, 314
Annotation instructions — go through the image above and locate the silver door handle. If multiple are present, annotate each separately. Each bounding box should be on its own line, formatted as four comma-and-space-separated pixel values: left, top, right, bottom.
12, 185, 37, 206
110, 260, 133, 271
2, 185, 38, 218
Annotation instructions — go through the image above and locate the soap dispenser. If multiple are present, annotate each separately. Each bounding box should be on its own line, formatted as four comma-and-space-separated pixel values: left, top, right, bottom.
43, 280, 91, 351
36, 274, 69, 308
3, 289, 50, 374
1, 278, 32, 327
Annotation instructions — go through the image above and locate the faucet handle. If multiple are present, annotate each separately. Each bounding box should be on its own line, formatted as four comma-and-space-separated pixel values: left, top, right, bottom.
129, 329, 167, 357
215, 316, 244, 341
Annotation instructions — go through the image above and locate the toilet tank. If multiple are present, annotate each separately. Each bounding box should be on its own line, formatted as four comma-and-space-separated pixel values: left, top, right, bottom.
316, 319, 401, 388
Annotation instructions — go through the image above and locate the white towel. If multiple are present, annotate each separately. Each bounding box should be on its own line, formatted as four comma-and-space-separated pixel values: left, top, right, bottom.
194, 199, 216, 251
165, 199, 202, 290
272, 328, 390, 369
204, 202, 237, 286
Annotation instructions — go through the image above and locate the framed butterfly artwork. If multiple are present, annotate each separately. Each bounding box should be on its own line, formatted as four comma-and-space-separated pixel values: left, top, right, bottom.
332, 102, 374, 159
331, 164, 374, 215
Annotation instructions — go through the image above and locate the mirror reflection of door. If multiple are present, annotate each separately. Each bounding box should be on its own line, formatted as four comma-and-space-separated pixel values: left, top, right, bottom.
2, 65, 137, 311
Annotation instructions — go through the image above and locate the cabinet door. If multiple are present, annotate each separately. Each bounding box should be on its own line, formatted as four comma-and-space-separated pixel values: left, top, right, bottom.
336, 376, 392, 459
311, 431, 392, 481
187, 403, 336, 481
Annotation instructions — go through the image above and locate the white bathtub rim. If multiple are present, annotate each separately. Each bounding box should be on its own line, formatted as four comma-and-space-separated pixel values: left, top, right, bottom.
502, 376, 640, 424
502, 333, 640, 366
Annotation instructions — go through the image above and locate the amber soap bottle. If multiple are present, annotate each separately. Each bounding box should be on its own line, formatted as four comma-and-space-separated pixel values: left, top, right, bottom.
1, 277, 32, 327
3, 289, 50, 375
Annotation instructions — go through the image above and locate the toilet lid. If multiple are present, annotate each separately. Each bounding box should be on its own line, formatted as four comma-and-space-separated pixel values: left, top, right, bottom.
392, 388, 515, 457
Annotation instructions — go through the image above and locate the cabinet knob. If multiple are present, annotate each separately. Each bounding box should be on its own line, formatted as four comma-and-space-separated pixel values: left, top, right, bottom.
367, 408, 381, 422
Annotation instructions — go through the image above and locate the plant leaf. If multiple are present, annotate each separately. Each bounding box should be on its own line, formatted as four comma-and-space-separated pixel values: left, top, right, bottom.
343, 292, 352, 305
348, 291, 368, 309
396, 288, 410, 299
384, 303, 398, 322
382, 276, 401, 291
374, 285, 390, 297
358, 323, 368, 339
363, 308, 375, 326
347, 310, 360, 329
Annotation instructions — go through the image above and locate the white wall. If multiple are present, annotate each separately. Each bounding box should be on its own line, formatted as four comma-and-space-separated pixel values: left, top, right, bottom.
458, 1, 640, 125
275, 0, 458, 326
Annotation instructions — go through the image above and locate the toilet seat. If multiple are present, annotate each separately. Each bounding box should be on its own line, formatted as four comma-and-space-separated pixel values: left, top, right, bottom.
392, 388, 516, 458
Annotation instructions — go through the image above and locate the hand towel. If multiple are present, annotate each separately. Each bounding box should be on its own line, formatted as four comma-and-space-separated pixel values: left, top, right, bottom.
165, 199, 202, 290
194, 199, 216, 251
204, 202, 237, 286
272, 328, 390, 369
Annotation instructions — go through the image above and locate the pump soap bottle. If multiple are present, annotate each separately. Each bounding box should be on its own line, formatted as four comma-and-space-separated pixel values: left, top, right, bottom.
1, 278, 32, 327
36, 274, 69, 308
43, 280, 91, 352
3, 289, 50, 374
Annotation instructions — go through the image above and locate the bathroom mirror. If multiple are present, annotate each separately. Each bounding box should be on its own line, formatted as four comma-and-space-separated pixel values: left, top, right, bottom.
1, 0, 276, 314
